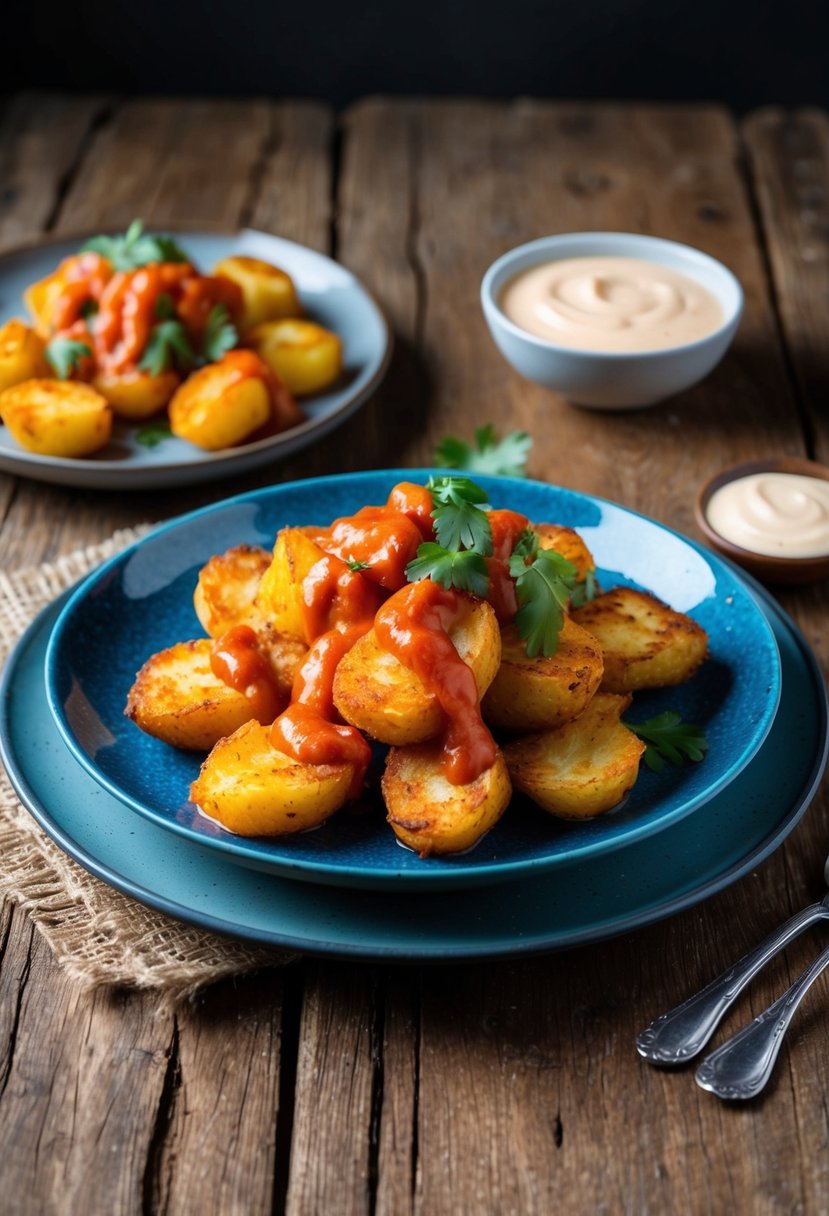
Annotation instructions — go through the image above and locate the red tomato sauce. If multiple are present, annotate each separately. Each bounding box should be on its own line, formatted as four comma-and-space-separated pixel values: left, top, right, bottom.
210, 625, 284, 724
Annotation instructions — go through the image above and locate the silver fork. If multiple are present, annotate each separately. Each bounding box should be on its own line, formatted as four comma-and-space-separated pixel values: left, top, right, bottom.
636, 890, 829, 1065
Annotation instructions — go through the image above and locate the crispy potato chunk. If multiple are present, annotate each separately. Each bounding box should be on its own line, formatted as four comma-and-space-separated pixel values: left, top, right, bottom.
535, 523, 596, 581
190, 719, 353, 836
24, 268, 67, 337
255, 528, 330, 640
482, 616, 604, 732
333, 599, 501, 745
246, 318, 343, 396
571, 587, 708, 692
503, 693, 645, 819
382, 741, 511, 856
0, 378, 111, 457
125, 638, 258, 750
92, 368, 180, 420
0, 319, 48, 392
168, 356, 272, 450
194, 544, 273, 637
213, 256, 301, 331
256, 623, 308, 704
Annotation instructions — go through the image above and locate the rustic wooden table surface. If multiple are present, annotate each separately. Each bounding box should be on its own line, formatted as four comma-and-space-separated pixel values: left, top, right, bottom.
1, 92, 829, 1214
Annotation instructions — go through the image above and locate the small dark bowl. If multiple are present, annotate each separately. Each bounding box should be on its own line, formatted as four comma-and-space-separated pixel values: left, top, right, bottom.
695, 457, 829, 586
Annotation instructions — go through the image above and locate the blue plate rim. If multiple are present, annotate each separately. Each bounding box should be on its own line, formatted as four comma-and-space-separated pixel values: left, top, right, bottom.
42, 469, 782, 888
1, 584, 826, 958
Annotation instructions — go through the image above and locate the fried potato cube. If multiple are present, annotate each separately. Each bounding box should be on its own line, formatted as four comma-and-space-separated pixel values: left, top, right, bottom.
0, 379, 111, 458
194, 544, 273, 637
503, 693, 645, 819
333, 599, 501, 745
190, 719, 353, 836
246, 318, 342, 397
0, 319, 48, 392
92, 368, 180, 420
482, 616, 604, 732
24, 268, 67, 337
125, 638, 260, 750
571, 587, 708, 693
382, 741, 511, 856
256, 623, 308, 704
168, 356, 272, 450
535, 523, 596, 581
213, 256, 301, 331
255, 528, 330, 640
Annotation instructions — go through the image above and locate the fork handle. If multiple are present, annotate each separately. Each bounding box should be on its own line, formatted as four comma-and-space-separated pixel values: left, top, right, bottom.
695, 941, 829, 1099
636, 901, 826, 1064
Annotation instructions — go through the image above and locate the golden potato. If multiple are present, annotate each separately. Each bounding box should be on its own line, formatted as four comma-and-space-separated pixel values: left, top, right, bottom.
255, 527, 330, 640
190, 718, 354, 836
535, 523, 596, 581
256, 623, 308, 704
213, 255, 301, 331
246, 318, 342, 396
92, 368, 180, 420
571, 587, 708, 692
382, 741, 511, 856
194, 544, 273, 637
0, 378, 111, 458
0, 319, 48, 392
333, 598, 501, 745
168, 356, 272, 450
482, 616, 604, 732
24, 268, 66, 337
125, 638, 257, 751
503, 693, 645, 819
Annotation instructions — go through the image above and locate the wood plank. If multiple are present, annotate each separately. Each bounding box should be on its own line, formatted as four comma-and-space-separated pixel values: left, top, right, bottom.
742, 107, 829, 461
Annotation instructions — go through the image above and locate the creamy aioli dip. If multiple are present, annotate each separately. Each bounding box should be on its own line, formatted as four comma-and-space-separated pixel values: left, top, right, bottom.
499, 256, 724, 352
706, 472, 829, 558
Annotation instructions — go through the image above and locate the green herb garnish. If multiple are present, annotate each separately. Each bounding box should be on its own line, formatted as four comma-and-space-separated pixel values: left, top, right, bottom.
428, 475, 492, 554
139, 320, 196, 376
82, 219, 189, 272
346, 558, 371, 572
569, 567, 598, 609
202, 303, 238, 364
44, 337, 92, 379
154, 293, 177, 320
625, 711, 709, 773
136, 421, 173, 448
405, 543, 490, 597
435, 425, 533, 478
508, 543, 577, 658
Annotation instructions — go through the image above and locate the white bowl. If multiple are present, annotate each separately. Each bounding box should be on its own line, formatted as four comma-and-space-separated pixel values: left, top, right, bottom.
480, 232, 744, 409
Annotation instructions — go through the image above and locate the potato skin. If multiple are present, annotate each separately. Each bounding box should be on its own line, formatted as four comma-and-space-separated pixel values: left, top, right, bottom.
214, 256, 301, 331
382, 741, 511, 856
168, 357, 272, 450
246, 318, 342, 396
125, 638, 259, 750
0, 378, 112, 458
193, 544, 273, 637
482, 616, 604, 732
92, 368, 180, 420
190, 719, 353, 836
0, 319, 48, 392
333, 598, 501, 745
503, 693, 645, 819
255, 527, 330, 640
571, 587, 708, 692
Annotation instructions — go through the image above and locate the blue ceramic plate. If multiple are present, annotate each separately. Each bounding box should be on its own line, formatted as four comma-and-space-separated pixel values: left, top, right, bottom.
0, 229, 390, 489
3, 587, 826, 957
44, 471, 781, 892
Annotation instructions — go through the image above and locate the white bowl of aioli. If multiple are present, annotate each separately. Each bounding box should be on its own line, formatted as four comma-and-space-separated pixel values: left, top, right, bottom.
480, 232, 743, 409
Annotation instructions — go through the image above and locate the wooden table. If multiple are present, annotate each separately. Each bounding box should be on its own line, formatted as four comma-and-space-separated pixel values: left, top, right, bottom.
2, 93, 829, 1214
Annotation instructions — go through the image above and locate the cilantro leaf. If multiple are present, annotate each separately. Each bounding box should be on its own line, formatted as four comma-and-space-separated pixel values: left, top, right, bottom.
44, 337, 92, 379
507, 527, 540, 576
625, 711, 709, 773
82, 220, 189, 271
435, 425, 533, 478
346, 558, 371, 572
569, 567, 598, 609
406, 543, 490, 597
202, 304, 238, 364
512, 546, 577, 657
155, 293, 177, 320
139, 320, 196, 376
428, 475, 492, 555
136, 421, 173, 448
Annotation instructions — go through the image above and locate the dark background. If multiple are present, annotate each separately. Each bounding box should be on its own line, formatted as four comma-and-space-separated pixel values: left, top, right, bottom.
5, 0, 828, 109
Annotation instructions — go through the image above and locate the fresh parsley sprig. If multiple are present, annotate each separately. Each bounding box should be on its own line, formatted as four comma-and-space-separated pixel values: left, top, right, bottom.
435, 425, 533, 478
625, 711, 709, 773
508, 539, 578, 658
202, 304, 238, 364
82, 220, 189, 271
427, 475, 492, 554
44, 337, 92, 379
136, 421, 173, 448
569, 567, 598, 609
406, 543, 490, 597
139, 320, 195, 376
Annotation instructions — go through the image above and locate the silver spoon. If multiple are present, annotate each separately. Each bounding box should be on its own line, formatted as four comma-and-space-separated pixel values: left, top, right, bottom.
636, 890, 829, 1065
695, 941, 829, 1100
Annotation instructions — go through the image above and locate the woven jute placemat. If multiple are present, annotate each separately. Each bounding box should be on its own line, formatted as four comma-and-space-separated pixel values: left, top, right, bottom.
0, 529, 294, 1001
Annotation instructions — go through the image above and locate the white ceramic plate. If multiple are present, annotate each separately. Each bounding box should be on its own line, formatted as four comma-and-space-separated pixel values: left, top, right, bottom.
0, 229, 391, 489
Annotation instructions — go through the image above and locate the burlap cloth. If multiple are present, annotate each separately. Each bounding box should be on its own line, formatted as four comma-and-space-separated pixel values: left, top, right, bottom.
0, 529, 294, 1001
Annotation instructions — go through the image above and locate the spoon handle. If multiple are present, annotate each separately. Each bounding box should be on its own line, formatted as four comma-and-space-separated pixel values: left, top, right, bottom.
636, 901, 826, 1064
695, 942, 829, 1100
